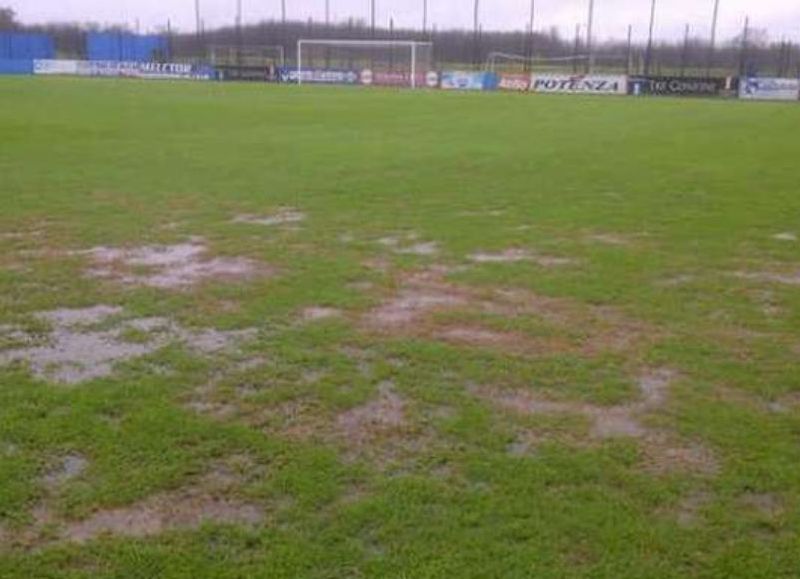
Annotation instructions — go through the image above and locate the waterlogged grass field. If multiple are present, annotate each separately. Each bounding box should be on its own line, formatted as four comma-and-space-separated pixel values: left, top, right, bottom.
1, 76, 799, 578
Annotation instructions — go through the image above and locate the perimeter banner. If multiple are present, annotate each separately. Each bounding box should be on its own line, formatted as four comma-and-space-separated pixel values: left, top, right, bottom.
440, 71, 498, 91
278, 68, 359, 84
498, 74, 531, 91
628, 76, 728, 97
530, 74, 627, 95
359, 69, 433, 88
33, 59, 214, 80
739, 77, 800, 101
33, 59, 81, 75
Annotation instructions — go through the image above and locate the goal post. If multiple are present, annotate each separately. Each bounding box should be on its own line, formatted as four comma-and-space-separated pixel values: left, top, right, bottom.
296, 39, 434, 88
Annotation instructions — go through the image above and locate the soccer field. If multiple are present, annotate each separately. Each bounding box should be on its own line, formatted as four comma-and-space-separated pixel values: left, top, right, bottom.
1, 77, 799, 578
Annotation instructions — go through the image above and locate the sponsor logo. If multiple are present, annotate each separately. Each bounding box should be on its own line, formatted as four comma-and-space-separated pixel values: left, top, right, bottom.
498, 74, 530, 91
531, 75, 626, 94
441, 71, 487, 91
426, 70, 439, 88
279, 68, 360, 84
740, 77, 800, 100
629, 76, 727, 97
360, 69, 373, 85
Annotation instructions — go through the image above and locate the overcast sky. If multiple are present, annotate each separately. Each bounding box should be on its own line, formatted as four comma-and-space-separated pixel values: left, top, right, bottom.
10, 1, 800, 42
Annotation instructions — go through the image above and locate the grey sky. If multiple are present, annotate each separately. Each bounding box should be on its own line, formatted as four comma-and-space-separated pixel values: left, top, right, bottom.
10, 1, 800, 42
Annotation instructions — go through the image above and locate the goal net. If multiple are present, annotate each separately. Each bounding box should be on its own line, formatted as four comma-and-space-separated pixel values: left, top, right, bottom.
295, 40, 435, 88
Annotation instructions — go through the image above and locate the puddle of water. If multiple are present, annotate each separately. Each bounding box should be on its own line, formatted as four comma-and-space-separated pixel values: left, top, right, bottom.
337, 382, 406, 441
43, 454, 88, 488
234, 210, 306, 227
736, 271, 800, 286
0, 307, 257, 385
638, 369, 676, 408
36, 306, 123, 327
302, 307, 343, 321
367, 289, 466, 326
63, 492, 262, 544
589, 408, 647, 439
468, 249, 531, 263
83, 240, 264, 290
396, 242, 439, 256
587, 233, 630, 246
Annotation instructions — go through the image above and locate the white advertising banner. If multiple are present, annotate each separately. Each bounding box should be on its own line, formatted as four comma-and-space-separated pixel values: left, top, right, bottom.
33, 59, 80, 75
739, 78, 800, 101
531, 74, 627, 95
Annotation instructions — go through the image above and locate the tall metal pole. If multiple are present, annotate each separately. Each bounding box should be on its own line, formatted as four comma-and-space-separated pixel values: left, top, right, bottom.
680, 23, 689, 76
738, 16, 749, 75
643, 0, 656, 76
707, 0, 720, 75
473, 0, 480, 67
194, 0, 201, 37
525, 0, 535, 72
235, 0, 242, 69
572, 23, 581, 74
586, 0, 595, 73
326, 0, 330, 25
371, 0, 376, 37
423, 0, 428, 35
626, 24, 633, 75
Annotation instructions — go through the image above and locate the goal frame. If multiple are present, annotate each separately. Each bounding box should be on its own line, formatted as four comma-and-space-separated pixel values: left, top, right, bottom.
296, 39, 433, 88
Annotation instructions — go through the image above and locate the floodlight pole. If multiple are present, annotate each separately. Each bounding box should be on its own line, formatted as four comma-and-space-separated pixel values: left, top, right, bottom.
707, 0, 720, 75
473, 0, 480, 66
297, 40, 302, 85
626, 24, 633, 75
525, 0, 535, 73
195, 0, 201, 37
586, 0, 595, 73
643, 0, 656, 76
423, 0, 428, 35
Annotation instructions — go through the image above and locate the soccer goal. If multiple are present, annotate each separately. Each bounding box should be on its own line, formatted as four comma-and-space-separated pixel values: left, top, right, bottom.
486, 52, 589, 74
296, 40, 434, 88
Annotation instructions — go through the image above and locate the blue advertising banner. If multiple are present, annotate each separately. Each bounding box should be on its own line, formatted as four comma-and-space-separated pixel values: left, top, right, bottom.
440, 71, 498, 91
278, 68, 360, 85
739, 77, 799, 101
0, 58, 33, 75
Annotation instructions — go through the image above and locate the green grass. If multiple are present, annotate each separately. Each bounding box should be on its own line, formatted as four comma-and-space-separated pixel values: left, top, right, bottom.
1, 76, 800, 578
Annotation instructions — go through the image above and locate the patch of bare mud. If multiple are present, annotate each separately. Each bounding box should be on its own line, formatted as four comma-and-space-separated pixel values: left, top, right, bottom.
468, 249, 531, 264
377, 234, 439, 257
468, 249, 576, 267
31, 465, 263, 546
362, 268, 660, 360
42, 454, 88, 489
475, 370, 715, 475
671, 491, 713, 527
586, 233, 630, 246
658, 274, 697, 287
0, 306, 257, 385
734, 271, 800, 287
301, 307, 343, 322
739, 492, 785, 518
366, 287, 467, 328
397, 242, 439, 256
82, 239, 266, 289
337, 382, 406, 444
233, 209, 306, 227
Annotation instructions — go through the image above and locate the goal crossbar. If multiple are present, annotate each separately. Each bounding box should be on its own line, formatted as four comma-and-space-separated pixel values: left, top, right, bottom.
296, 39, 434, 88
